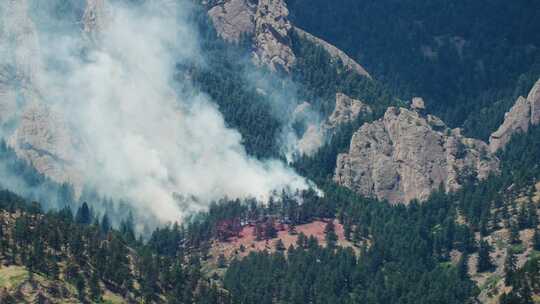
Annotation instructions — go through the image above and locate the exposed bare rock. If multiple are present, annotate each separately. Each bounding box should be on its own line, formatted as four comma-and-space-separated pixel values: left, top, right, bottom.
251, 0, 295, 72
83, 0, 109, 41
293, 27, 371, 78
0, 0, 42, 88
326, 93, 371, 129
0, 1, 83, 193
0, 0, 43, 127
208, 0, 256, 42
411, 97, 426, 111
489, 79, 540, 152
206, 0, 371, 75
335, 107, 499, 204
528, 79, 540, 125
8, 102, 83, 193
207, 0, 295, 72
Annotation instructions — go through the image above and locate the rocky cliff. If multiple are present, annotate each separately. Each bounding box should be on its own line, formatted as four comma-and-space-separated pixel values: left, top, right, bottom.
0, 0, 41, 125
8, 102, 83, 190
335, 106, 499, 204
208, 0, 295, 72
207, 0, 369, 75
0, 0, 85, 193
489, 79, 540, 152
326, 93, 371, 129
82, 0, 108, 41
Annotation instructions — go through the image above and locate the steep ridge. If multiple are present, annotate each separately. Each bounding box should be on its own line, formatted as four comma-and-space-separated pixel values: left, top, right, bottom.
293, 27, 371, 78
335, 104, 499, 203
207, 0, 369, 75
0, 1, 91, 193
489, 79, 540, 152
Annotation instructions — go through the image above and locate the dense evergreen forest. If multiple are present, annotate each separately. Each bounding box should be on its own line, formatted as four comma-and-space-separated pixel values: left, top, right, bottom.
287, 0, 540, 140
1, 123, 538, 303
185, 3, 399, 159
1, 0, 539, 303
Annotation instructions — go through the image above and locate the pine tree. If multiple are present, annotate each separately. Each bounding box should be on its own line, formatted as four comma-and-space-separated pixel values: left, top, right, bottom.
275, 239, 286, 251
533, 227, 540, 251
457, 253, 469, 279
74, 273, 86, 302
517, 205, 529, 229
477, 239, 494, 272
509, 221, 521, 244
75, 202, 91, 225
504, 248, 517, 285
100, 213, 111, 235
217, 254, 227, 268
526, 201, 537, 228
325, 221, 338, 248
89, 272, 102, 302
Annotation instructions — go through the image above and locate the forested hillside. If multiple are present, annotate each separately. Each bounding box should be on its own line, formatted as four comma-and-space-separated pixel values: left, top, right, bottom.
287, 0, 540, 140
1, 0, 540, 303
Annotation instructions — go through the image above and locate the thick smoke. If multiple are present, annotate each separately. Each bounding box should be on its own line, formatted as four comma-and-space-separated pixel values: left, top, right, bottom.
0, 0, 311, 223
244, 67, 325, 162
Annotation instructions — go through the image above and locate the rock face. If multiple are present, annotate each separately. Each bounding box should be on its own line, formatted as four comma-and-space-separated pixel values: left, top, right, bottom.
326, 93, 371, 129
411, 97, 426, 111
529, 79, 540, 125
208, 0, 257, 43
0, 0, 42, 125
0, 0, 84, 193
252, 0, 295, 72
83, 0, 108, 41
208, 0, 295, 72
489, 79, 540, 152
8, 103, 83, 191
0, 0, 42, 86
335, 107, 499, 204
293, 27, 371, 78
207, 0, 369, 76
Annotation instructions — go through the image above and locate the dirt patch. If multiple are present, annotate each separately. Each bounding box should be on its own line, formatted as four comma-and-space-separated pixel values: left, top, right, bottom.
209, 219, 358, 264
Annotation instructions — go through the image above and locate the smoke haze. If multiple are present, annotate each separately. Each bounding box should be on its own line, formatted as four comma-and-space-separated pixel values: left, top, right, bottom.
0, 0, 311, 223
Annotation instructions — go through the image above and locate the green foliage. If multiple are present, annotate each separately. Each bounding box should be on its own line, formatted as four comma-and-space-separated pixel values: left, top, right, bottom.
288, 0, 540, 140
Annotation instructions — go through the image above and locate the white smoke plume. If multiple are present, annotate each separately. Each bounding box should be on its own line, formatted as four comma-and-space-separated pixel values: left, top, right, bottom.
0, 0, 311, 223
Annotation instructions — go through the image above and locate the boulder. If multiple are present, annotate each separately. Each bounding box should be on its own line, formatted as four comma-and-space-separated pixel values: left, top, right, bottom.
326, 93, 371, 129
411, 97, 426, 111
335, 107, 499, 204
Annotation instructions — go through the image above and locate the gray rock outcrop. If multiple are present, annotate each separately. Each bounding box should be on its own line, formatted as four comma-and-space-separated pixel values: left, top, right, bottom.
411, 97, 426, 111
0, 0, 84, 193
206, 0, 370, 76
326, 93, 371, 129
335, 107, 499, 204
8, 102, 83, 192
251, 0, 295, 72
489, 79, 540, 152
208, 0, 256, 43
83, 0, 109, 41
208, 0, 295, 72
